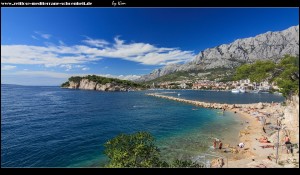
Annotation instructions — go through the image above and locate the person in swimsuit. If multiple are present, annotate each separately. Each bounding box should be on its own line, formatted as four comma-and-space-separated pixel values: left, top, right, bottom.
284, 135, 292, 154
213, 139, 217, 149
219, 140, 223, 149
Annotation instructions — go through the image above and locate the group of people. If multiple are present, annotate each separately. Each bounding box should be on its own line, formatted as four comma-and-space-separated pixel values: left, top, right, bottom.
213, 139, 223, 149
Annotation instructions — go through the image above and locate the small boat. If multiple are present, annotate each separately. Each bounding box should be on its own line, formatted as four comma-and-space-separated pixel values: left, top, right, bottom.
177, 93, 181, 96
231, 89, 239, 93
273, 92, 283, 96
250, 89, 260, 93
239, 88, 245, 93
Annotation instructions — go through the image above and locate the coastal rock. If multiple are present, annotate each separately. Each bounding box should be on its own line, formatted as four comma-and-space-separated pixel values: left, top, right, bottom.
65, 79, 133, 92
230, 148, 239, 154
79, 79, 97, 90
256, 102, 264, 109
137, 25, 299, 82
96, 83, 107, 91
210, 158, 225, 168
68, 81, 79, 89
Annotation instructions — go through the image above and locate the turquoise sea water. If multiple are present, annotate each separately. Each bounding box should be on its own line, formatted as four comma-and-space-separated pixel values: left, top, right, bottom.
1, 85, 284, 167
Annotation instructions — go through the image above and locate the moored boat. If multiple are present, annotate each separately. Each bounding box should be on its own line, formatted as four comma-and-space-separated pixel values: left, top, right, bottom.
231, 89, 239, 93
239, 87, 245, 93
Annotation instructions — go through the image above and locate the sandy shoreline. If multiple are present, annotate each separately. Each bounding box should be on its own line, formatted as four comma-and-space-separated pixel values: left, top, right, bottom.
146, 93, 293, 168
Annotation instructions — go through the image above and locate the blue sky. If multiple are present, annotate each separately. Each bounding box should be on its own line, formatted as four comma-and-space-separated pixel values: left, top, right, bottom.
1, 8, 299, 85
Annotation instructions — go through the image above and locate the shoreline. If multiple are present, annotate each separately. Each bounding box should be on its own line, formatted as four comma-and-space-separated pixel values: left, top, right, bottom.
146, 93, 287, 168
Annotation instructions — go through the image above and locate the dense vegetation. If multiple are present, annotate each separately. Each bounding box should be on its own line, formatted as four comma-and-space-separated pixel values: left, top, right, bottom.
61, 75, 145, 88
234, 55, 299, 98
104, 132, 205, 168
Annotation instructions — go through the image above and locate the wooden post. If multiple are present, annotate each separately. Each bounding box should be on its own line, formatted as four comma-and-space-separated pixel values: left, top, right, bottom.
275, 119, 280, 164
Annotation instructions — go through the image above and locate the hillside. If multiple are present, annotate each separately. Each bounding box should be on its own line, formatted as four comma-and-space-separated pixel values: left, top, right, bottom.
61, 75, 145, 91
137, 25, 299, 82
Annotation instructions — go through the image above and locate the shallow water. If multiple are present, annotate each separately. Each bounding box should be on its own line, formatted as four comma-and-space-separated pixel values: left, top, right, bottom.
1, 85, 282, 167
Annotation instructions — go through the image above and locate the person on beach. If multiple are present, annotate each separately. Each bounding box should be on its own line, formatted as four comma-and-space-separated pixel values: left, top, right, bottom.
219, 140, 223, 149
284, 135, 292, 154
213, 139, 217, 149
257, 136, 269, 143
238, 142, 245, 148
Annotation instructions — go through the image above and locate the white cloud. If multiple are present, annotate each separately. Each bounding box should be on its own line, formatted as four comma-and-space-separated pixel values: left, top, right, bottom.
31, 35, 38, 40
2, 71, 70, 78
82, 67, 90, 71
1, 65, 16, 70
75, 65, 85, 68
60, 64, 72, 71
35, 31, 51, 39
2, 71, 141, 81
1, 45, 102, 67
1, 36, 196, 67
82, 36, 109, 47
59, 40, 65, 45
115, 74, 141, 81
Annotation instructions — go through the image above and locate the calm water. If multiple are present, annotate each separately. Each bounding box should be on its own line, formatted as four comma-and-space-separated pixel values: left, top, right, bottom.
161, 89, 284, 104
1, 85, 284, 167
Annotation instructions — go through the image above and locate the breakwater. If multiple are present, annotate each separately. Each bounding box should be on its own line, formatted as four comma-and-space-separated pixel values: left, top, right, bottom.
146, 93, 272, 110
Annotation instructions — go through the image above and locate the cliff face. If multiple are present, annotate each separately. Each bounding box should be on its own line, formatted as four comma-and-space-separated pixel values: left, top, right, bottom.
136, 64, 181, 82
283, 95, 299, 143
191, 25, 299, 69
137, 25, 299, 82
65, 78, 135, 92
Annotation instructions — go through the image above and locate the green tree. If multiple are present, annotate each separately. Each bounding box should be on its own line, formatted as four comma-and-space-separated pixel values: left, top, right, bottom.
104, 131, 166, 168
234, 60, 276, 83
273, 55, 299, 97
103, 131, 205, 168
61, 81, 70, 87
233, 55, 299, 98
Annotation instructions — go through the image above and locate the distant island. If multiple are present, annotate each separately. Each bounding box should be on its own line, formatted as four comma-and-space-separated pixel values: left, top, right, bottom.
61, 75, 146, 92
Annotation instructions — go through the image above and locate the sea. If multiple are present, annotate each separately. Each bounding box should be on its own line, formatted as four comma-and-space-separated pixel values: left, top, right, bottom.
1, 84, 285, 167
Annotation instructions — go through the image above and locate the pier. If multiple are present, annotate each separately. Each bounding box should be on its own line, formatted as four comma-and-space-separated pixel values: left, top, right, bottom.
146, 93, 273, 110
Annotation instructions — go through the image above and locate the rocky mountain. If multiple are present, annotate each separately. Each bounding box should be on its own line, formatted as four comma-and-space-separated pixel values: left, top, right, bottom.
61, 75, 144, 91
137, 25, 299, 82
136, 63, 181, 82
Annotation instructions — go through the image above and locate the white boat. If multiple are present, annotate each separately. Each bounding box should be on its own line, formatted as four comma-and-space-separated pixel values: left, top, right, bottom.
231, 89, 239, 93
274, 91, 283, 96
239, 87, 245, 93
250, 89, 260, 93
177, 93, 181, 96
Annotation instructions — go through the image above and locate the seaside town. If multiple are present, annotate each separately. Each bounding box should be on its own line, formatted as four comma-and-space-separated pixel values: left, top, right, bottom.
154, 79, 278, 93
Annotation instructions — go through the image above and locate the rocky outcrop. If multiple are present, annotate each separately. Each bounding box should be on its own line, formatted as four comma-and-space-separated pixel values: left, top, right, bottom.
191, 25, 299, 70
68, 81, 79, 89
78, 79, 97, 90
66, 79, 136, 92
282, 95, 299, 144
137, 25, 299, 82
136, 63, 181, 82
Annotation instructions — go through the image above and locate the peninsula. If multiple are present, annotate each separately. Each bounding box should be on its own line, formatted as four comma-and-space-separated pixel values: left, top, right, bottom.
61, 75, 146, 92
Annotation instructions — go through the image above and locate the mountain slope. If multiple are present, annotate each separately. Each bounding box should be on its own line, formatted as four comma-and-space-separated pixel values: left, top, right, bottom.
137, 25, 299, 82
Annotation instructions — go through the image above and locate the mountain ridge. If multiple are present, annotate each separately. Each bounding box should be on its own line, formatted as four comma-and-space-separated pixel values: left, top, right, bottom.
137, 25, 299, 82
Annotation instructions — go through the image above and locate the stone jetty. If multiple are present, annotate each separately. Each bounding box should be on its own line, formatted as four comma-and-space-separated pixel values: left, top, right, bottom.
146, 93, 270, 110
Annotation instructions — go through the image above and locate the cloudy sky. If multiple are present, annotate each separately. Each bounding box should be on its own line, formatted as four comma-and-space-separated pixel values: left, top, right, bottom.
1, 8, 299, 85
